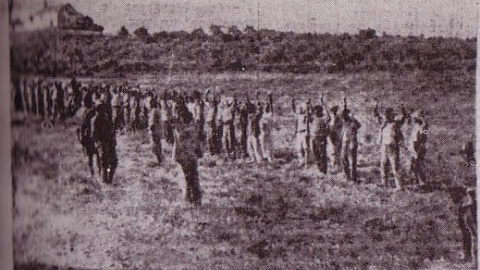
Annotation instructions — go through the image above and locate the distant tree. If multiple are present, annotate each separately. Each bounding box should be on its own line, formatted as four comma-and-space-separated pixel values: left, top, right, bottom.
118, 26, 129, 37
228, 25, 242, 40
191, 28, 208, 41
209, 24, 224, 36
152, 31, 169, 41
244, 25, 257, 35
169, 30, 189, 40
134, 26, 154, 43
358, 28, 376, 40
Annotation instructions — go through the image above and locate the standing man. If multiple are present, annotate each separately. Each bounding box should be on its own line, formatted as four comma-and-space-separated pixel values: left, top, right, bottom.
122, 86, 131, 132
293, 98, 311, 167
147, 93, 163, 164
408, 110, 428, 186
460, 141, 475, 167
173, 102, 203, 207
72, 78, 83, 114
54, 81, 65, 120
221, 96, 237, 158
328, 105, 343, 172
447, 186, 477, 262
161, 90, 175, 145
374, 101, 408, 190
341, 98, 361, 182
258, 92, 274, 163
92, 91, 118, 184
192, 90, 206, 148
78, 90, 98, 177
342, 109, 361, 183
111, 86, 124, 132
311, 97, 331, 175
236, 97, 250, 159
246, 101, 263, 163
205, 89, 219, 155
130, 88, 140, 132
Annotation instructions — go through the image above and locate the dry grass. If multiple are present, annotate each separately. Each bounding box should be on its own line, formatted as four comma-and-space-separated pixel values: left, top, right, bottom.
12, 71, 476, 269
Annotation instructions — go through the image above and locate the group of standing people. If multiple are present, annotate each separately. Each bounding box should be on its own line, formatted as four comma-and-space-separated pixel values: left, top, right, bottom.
11, 76, 432, 195
293, 95, 429, 191
11, 76, 83, 123
77, 84, 278, 206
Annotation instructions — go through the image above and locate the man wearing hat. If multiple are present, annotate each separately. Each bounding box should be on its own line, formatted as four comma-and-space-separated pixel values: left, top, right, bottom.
408, 110, 428, 185
374, 101, 408, 190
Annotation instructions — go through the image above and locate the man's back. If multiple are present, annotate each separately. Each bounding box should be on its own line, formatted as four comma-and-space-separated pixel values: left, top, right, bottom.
92, 103, 114, 144
174, 122, 200, 161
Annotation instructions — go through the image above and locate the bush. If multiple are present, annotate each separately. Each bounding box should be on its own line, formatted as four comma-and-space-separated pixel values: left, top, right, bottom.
133, 26, 154, 43
118, 26, 129, 37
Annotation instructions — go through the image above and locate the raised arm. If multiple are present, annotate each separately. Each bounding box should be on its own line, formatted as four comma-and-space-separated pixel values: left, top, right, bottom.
397, 103, 409, 125
204, 88, 211, 103
373, 99, 383, 125
268, 91, 273, 115
291, 96, 297, 114
321, 94, 331, 121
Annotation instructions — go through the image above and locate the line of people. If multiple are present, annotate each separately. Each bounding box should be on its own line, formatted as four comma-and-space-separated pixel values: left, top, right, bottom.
74, 83, 279, 206
11, 76, 83, 122
140, 87, 277, 165
11, 76, 431, 194
293, 96, 429, 191
12, 77, 477, 262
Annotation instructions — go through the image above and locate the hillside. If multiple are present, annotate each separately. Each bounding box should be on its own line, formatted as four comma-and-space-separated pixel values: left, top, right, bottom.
10, 27, 476, 77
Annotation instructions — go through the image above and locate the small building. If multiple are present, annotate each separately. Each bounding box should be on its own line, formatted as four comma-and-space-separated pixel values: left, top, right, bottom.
12, 3, 103, 33
58, 3, 103, 32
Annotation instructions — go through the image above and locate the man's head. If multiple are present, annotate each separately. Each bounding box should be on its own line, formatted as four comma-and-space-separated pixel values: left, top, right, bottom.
410, 110, 425, 124
298, 102, 308, 114
176, 103, 193, 124
342, 109, 351, 121
149, 95, 158, 109
385, 108, 395, 122
330, 105, 339, 115
314, 105, 324, 117
93, 91, 104, 106
83, 90, 94, 108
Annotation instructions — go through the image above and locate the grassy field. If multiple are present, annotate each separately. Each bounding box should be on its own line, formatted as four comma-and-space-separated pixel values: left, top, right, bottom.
12, 70, 476, 269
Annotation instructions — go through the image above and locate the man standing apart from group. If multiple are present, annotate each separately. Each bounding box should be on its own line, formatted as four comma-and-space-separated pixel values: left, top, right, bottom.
173, 102, 203, 207
147, 93, 163, 164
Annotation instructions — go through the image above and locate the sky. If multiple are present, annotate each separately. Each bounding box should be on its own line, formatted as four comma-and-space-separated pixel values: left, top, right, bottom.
11, 0, 479, 38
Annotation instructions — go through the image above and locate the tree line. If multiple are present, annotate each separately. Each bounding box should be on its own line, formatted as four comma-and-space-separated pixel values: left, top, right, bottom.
10, 25, 476, 77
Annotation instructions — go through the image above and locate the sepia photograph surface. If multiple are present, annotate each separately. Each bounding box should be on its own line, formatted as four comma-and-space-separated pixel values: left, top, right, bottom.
8, 0, 478, 269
